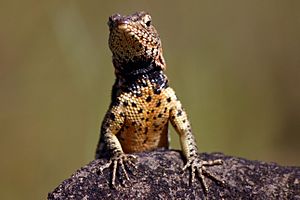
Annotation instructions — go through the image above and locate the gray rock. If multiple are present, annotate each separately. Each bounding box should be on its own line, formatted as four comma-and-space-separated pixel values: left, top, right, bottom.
48, 149, 300, 200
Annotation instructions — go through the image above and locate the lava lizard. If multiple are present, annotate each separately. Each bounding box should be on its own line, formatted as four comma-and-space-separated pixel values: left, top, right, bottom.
95, 11, 224, 192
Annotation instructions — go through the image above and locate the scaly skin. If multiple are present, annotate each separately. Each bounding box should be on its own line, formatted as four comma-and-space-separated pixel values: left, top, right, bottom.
95, 11, 224, 192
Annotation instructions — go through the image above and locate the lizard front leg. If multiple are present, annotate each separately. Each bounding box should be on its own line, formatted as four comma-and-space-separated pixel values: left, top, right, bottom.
96, 106, 137, 187
169, 97, 224, 193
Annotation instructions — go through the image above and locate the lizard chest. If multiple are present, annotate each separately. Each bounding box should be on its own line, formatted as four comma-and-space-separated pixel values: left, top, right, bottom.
116, 87, 176, 153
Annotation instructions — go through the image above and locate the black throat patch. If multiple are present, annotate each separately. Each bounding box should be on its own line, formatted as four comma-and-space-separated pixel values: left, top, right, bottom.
112, 60, 169, 100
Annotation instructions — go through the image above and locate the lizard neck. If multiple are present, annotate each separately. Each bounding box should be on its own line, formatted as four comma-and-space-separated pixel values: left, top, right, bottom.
113, 60, 169, 97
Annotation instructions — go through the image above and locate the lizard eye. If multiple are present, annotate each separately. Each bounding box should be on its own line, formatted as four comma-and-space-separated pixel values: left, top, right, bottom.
145, 20, 151, 27
144, 15, 152, 27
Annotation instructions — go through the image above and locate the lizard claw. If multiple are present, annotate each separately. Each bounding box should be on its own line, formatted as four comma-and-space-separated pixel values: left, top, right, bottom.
183, 156, 224, 193
99, 154, 138, 187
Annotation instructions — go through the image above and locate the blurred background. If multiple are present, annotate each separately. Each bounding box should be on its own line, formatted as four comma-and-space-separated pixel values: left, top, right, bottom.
0, 0, 299, 199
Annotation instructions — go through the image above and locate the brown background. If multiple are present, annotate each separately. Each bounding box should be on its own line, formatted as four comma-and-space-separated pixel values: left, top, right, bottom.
0, 1, 299, 199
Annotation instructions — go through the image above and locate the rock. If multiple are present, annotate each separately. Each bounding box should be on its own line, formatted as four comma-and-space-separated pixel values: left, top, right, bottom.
48, 149, 300, 200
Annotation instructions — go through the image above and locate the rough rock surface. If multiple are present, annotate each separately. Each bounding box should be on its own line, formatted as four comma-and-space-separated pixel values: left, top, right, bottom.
48, 150, 300, 200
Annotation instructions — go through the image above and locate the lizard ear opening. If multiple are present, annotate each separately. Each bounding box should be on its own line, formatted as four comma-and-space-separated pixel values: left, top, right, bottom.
155, 50, 166, 70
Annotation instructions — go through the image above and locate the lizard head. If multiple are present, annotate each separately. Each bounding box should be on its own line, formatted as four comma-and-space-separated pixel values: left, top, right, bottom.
108, 11, 166, 77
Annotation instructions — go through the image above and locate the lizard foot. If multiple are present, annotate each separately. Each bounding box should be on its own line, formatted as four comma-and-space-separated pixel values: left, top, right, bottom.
183, 156, 224, 193
99, 154, 137, 188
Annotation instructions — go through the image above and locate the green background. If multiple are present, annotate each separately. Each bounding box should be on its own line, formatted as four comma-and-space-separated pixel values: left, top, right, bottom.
1, 1, 299, 199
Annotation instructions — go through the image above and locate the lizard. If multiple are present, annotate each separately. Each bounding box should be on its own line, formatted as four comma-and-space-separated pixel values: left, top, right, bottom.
95, 11, 224, 193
